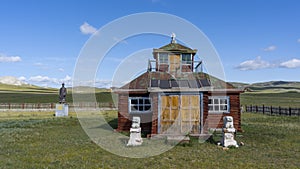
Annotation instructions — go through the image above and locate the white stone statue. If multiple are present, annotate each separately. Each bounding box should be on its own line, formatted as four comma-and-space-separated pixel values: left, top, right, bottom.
171, 33, 176, 43
221, 116, 238, 147
127, 116, 143, 146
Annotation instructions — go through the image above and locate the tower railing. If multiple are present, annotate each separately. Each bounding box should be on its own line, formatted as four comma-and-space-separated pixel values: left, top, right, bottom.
148, 59, 203, 73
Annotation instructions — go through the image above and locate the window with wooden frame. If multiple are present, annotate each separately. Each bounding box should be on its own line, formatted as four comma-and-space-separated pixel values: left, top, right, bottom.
208, 96, 230, 113
129, 97, 152, 113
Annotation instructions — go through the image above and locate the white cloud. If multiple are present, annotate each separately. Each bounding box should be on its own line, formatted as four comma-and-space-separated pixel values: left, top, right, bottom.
73, 79, 112, 88
236, 56, 274, 71
29, 75, 56, 83
298, 39, 300, 43
263, 45, 276, 52
95, 79, 112, 88
0, 76, 27, 85
0, 54, 21, 62
58, 68, 64, 72
18, 76, 27, 82
80, 22, 97, 35
280, 59, 300, 68
16, 75, 112, 88
28, 75, 72, 86
62, 75, 71, 82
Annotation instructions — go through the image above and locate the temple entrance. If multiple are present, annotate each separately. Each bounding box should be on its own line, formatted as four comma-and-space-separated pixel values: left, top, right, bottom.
160, 94, 200, 134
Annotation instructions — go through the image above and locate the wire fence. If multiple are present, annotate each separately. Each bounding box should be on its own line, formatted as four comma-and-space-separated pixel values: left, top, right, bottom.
0, 102, 116, 111
245, 105, 300, 116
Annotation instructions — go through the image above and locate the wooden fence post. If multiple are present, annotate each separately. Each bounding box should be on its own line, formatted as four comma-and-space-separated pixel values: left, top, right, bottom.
289, 107, 292, 116
279, 106, 281, 115
262, 105, 265, 114
270, 106, 273, 115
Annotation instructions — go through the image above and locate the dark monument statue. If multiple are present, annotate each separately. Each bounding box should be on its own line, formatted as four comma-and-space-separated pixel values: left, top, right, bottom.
59, 83, 67, 104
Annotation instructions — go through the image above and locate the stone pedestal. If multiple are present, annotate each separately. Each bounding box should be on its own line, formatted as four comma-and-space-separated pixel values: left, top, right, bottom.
55, 104, 68, 117
127, 116, 143, 146
221, 116, 238, 147
127, 127, 143, 146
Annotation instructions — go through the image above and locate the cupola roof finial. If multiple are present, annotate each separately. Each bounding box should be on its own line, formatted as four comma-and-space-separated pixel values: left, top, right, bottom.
171, 32, 176, 43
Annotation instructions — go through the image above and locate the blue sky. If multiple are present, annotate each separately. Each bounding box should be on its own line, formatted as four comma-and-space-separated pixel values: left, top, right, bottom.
0, 0, 300, 88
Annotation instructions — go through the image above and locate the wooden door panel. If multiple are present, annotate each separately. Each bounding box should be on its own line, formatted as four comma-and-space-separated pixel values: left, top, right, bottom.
160, 95, 201, 134
171, 95, 179, 109
169, 54, 180, 73
161, 109, 170, 120
170, 109, 179, 121
181, 121, 191, 134
181, 109, 190, 120
161, 96, 169, 107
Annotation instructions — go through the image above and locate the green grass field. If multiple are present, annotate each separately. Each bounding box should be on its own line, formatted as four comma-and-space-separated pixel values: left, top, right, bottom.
0, 92, 115, 103
241, 91, 300, 107
0, 111, 299, 168
1, 89, 299, 109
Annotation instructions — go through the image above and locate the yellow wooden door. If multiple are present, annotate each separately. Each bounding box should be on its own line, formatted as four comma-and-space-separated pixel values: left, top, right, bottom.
160, 95, 180, 134
169, 54, 180, 74
160, 95, 200, 134
181, 95, 200, 134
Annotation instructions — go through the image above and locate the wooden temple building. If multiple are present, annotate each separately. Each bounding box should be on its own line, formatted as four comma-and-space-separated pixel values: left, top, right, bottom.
114, 35, 243, 136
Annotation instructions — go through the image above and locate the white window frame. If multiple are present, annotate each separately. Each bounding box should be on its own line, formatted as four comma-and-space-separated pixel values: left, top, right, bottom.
158, 53, 168, 64
208, 96, 230, 113
181, 53, 192, 65
129, 97, 152, 113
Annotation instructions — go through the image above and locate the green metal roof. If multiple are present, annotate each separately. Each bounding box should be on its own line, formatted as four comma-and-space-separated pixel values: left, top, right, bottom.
153, 42, 197, 53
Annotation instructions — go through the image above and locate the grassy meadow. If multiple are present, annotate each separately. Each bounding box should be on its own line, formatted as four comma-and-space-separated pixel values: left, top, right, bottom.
0, 84, 299, 168
0, 111, 299, 168
0, 92, 114, 104
240, 91, 300, 107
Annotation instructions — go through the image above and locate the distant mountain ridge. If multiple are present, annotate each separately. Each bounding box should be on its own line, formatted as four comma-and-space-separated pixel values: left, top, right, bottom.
229, 81, 300, 92
0, 75, 299, 93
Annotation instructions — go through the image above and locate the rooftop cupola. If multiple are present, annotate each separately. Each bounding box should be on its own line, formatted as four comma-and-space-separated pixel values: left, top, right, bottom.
149, 34, 202, 74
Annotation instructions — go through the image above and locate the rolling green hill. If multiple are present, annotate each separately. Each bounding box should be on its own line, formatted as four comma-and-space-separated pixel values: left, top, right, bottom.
0, 83, 57, 93
229, 81, 300, 93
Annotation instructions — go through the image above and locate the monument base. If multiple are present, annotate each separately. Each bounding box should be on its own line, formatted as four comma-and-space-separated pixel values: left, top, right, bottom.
127, 127, 143, 146
222, 132, 239, 148
55, 104, 68, 117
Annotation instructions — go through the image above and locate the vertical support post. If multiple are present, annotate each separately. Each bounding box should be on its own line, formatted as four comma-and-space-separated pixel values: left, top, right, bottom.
263, 105, 265, 114
270, 106, 273, 115
289, 107, 292, 116
279, 106, 281, 115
